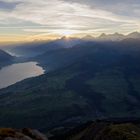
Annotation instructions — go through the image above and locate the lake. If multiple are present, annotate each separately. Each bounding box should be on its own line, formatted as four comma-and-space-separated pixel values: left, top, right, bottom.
0, 62, 45, 89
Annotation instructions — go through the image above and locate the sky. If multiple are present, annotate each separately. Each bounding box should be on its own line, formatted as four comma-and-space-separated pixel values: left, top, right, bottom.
0, 0, 140, 43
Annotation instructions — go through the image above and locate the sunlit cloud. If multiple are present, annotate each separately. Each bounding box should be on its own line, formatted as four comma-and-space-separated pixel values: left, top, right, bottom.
0, 0, 140, 42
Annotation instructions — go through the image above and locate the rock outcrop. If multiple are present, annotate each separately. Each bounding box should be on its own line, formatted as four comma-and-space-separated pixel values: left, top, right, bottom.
0, 128, 48, 140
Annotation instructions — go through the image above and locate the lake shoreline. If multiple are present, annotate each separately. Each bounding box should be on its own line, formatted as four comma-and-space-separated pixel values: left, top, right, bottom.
0, 61, 45, 89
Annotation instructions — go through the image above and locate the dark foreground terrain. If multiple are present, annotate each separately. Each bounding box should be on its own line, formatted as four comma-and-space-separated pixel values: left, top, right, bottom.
0, 128, 48, 140
49, 119, 140, 140
1, 119, 140, 140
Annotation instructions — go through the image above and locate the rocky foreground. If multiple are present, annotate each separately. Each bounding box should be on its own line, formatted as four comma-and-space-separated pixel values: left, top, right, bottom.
0, 128, 48, 140
49, 120, 140, 140
1, 120, 140, 140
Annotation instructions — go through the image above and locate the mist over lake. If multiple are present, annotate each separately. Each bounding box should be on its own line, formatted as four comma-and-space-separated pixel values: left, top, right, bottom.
0, 62, 44, 89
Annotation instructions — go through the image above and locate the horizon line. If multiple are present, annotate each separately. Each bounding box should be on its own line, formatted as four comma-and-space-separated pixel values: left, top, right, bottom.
0, 31, 140, 45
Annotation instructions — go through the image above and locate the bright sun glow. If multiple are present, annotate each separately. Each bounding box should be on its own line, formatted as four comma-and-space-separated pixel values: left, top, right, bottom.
0, 0, 139, 43
55, 30, 78, 37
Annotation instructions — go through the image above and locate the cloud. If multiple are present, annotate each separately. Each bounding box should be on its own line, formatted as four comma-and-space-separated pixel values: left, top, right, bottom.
0, 1, 20, 11
0, 0, 140, 40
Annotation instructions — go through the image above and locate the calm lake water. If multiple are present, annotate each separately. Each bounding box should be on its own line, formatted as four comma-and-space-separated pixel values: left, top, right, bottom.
0, 62, 45, 89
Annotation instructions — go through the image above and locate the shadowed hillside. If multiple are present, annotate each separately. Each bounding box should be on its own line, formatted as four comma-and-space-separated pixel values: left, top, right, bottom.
0, 40, 140, 131
0, 49, 14, 69
50, 119, 140, 140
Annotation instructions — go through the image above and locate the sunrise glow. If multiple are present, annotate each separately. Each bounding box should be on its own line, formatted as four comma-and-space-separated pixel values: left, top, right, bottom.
0, 0, 140, 43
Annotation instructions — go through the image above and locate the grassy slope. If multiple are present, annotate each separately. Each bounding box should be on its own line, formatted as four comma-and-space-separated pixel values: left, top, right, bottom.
51, 121, 140, 140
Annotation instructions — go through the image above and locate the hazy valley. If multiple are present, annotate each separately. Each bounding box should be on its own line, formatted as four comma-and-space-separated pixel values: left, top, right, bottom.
0, 33, 140, 137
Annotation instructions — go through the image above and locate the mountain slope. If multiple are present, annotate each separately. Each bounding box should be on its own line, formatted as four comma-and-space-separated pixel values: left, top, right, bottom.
86, 32, 140, 41
5, 41, 63, 57
98, 33, 125, 41
127, 32, 140, 39
4, 32, 140, 59
50, 120, 140, 140
6, 37, 82, 58
0, 41, 140, 131
0, 49, 13, 61
0, 49, 14, 68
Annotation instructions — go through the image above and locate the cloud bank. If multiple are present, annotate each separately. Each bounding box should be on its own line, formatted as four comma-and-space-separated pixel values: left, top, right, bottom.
0, 0, 140, 41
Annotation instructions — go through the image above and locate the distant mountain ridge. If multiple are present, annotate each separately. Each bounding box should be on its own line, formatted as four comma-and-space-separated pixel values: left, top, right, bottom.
4, 37, 82, 58
82, 31, 140, 41
3, 31, 140, 58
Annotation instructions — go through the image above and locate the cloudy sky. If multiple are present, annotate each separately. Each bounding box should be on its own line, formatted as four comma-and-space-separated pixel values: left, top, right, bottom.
0, 0, 140, 42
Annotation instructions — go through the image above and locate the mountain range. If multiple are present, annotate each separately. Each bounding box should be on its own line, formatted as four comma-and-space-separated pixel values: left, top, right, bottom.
83, 31, 140, 41
0, 38, 140, 132
3, 32, 140, 58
